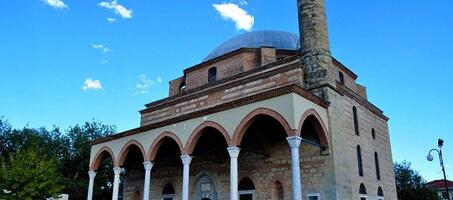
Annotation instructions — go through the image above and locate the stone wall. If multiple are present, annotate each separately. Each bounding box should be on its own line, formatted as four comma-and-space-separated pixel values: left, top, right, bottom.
327, 87, 397, 200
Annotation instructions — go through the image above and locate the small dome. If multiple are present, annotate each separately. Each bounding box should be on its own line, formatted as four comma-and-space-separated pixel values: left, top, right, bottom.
204, 30, 299, 62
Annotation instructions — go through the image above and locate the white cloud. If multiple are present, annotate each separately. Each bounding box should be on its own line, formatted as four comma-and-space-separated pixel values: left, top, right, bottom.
82, 79, 103, 91
91, 43, 113, 53
98, 1, 133, 19
213, 3, 254, 31
134, 75, 163, 95
135, 75, 152, 95
107, 17, 117, 23
41, 0, 68, 9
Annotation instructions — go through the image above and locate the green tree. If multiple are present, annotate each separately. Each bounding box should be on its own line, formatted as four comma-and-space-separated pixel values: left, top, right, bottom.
0, 118, 116, 199
394, 161, 439, 200
59, 121, 116, 200
0, 149, 63, 200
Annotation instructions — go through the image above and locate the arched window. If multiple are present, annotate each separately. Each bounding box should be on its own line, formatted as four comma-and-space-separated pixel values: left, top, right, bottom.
162, 183, 175, 200
239, 177, 256, 200
208, 67, 217, 84
134, 190, 141, 200
377, 186, 384, 200
371, 128, 376, 140
357, 145, 363, 177
375, 152, 381, 180
179, 81, 186, 93
339, 71, 345, 84
353, 106, 360, 136
271, 181, 283, 200
359, 183, 367, 200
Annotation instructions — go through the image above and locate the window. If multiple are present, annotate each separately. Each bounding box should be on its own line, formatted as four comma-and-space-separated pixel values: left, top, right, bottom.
339, 71, 345, 84
161, 183, 175, 200
359, 183, 367, 200
357, 145, 363, 177
377, 187, 384, 200
353, 107, 359, 136
208, 67, 217, 84
271, 181, 283, 200
375, 152, 381, 180
134, 191, 140, 200
307, 193, 320, 200
371, 128, 376, 140
239, 178, 256, 200
179, 82, 186, 93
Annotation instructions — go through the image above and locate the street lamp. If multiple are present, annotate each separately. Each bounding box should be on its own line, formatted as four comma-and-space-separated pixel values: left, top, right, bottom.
427, 139, 450, 200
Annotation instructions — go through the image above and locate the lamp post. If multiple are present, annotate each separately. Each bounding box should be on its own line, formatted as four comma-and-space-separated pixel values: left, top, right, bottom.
427, 139, 450, 200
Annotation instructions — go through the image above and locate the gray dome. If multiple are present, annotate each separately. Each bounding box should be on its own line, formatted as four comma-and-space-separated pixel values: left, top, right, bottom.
204, 30, 300, 62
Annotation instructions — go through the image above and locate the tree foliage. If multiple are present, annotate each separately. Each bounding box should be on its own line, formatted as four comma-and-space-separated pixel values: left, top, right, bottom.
0, 117, 116, 200
0, 149, 62, 200
394, 161, 439, 200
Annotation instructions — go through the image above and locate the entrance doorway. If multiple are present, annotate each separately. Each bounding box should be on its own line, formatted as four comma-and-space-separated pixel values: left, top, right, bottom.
194, 175, 217, 200
238, 178, 256, 200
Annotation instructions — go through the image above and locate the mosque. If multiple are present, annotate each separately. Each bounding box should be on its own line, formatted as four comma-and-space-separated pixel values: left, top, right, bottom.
86, 0, 398, 199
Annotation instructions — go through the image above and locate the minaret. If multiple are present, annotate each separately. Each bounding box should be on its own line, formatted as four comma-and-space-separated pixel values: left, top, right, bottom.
297, 0, 335, 100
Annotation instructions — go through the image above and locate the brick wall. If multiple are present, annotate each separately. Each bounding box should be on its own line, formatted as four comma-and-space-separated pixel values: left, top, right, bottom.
140, 63, 304, 126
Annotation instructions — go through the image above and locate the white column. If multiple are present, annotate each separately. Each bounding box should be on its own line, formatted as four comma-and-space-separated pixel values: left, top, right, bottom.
181, 155, 192, 200
87, 171, 96, 200
143, 161, 153, 200
287, 136, 302, 200
227, 147, 241, 200
112, 167, 122, 200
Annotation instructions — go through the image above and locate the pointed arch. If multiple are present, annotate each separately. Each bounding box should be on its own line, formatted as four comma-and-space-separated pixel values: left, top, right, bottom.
232, 108, 294, 146
90, 146, 116, 170
298, 108, 329, 149
239, 177, 256, 190
377, 186, 384, 197
359, 183, 367, 194
271, 180, 284, 200
184, 121, 231, 154
117, 140, 147, 166
148, 131, 184, 161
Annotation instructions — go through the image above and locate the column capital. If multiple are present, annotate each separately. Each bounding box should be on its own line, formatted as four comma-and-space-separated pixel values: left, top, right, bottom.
88, 170, 97, 179
287, 136, 302, 149
181, 155, 192, 165
143, 161, 153, 171
113, 167, 122, 175
227, 146, 241, 158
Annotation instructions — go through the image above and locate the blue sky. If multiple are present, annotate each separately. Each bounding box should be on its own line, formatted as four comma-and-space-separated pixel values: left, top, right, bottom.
0, 0, 452, 181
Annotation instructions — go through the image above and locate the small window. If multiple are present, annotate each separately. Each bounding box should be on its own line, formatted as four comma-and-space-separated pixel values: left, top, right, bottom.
179, 82, 186, 93
162, 183, 175, 200
339, 71, 345, 84
371, 128, 376, 140
357, 145, 363, 177
353, 107, 360, 136
377, 187, 384, 200
375, 152, 381, 180
208, 67, 217, 84
359, 183, 367, 200
239, 178, 256, 200
134, 191, 140, 200
307, 193, 320, 200
271, 181, 283, 200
